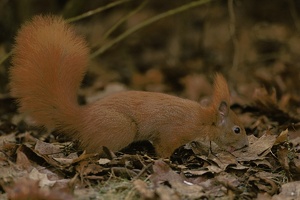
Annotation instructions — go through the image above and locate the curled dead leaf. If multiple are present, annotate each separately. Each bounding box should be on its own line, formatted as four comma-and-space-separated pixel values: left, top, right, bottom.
274, 129, 288, 145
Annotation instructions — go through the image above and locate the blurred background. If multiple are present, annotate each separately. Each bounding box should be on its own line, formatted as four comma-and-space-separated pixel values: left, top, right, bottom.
0, 0, 299, 118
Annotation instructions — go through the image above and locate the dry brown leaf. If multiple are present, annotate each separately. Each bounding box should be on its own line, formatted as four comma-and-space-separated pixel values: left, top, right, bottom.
35, 140, 63, 155
274, 128, 288, 145
272, 181, 300, 200
150, 160, 205, 199
150, 160, 184, 186
252, 159, 273, 169
235, 132, 276, 162
0, 132, 16, 148
30, 140, 78, 168
189, 140, 219, 155
75, 161, 106, 177
191, 138, 250, 170
207, 151, 241, 170
16, 148, 32, 171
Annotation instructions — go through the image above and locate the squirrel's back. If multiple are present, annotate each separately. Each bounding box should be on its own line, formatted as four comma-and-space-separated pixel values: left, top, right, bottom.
10, 15, 89, 131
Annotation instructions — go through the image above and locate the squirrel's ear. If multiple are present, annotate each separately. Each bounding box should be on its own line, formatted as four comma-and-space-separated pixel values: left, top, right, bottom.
211, 74, 231, 126
218, 101, 229, 117
217, 101, 229, 126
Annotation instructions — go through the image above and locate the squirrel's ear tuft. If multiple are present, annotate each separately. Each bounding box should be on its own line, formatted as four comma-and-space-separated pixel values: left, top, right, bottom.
212, 73, 230, 111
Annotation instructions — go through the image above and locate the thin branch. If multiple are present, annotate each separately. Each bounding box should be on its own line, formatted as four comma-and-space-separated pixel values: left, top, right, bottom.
66, 0, 131, 23
102, 0, 148, 41
90, 0, 212, 59
0, 51, 13, 66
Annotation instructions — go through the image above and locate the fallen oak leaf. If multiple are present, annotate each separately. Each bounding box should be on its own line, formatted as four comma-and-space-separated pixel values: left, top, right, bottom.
35, 140, 98, 168
190, 140, 249, 171
150, 160, 205, 199
16, 147, 32, 171
150, 159, 185, 187
189, 140, 219, 156
233, 131, 276, 162
206, 151, 243, 171
34, 140, 63, 155
25, 140, 64, 168
274, 128, 288, 145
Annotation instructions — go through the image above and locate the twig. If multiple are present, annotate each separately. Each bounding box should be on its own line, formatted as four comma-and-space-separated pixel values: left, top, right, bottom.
0, 51, 12, 67
90, 0, 212, 59
103, 1, 148, 41
132, 163, 153, 181
66, 0, 131, 23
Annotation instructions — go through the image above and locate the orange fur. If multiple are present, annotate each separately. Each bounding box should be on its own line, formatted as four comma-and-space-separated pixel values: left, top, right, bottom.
10, 15, 248, 157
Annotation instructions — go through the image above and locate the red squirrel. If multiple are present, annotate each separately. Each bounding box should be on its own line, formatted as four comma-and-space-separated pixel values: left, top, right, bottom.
9, 15, 248, 157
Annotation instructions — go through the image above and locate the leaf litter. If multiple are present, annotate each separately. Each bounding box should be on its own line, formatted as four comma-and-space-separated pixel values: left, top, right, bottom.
0, 123, 298, 199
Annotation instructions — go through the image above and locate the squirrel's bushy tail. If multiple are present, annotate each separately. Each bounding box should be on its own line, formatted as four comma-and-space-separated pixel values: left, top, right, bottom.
10, 15, 89, 131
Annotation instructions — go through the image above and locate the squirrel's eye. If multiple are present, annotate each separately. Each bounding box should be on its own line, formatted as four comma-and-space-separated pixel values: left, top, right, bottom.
233, 126, 241, 134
